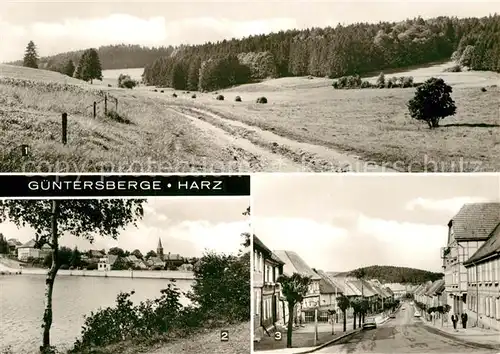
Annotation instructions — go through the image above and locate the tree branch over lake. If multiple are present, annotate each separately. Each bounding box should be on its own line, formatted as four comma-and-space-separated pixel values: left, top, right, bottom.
0, 199, 146, 354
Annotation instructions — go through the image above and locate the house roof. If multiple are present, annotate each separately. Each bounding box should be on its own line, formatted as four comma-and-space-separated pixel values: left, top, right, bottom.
41, 243, 51, 249
450, 203, 500, 241
253, 235, 272, 256
90, 250, 104, 257
346, 278, 376, 297
464, 223, 500, 266
273, 250, 321, 280
164, 253, 183, 261
425, 279, 445, 296
18, 239, 36, 248
371, 282, 390, 298
325, 273, 348, 295
415, 281, 433, 295
270, 252, 285, 265
383, 283, 406, 292
107, 254, 118, 265
149, 256, 165, 265
384, 287, 394, 296
7, 239, 22, 247
315, 269, 340, 294
331, 276, 363, 296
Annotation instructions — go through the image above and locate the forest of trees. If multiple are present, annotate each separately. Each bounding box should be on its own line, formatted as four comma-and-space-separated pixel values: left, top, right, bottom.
142, 15, 500, 91
9, 44, 174, 73
8, 15, 500, 91
339, 265, 444, 284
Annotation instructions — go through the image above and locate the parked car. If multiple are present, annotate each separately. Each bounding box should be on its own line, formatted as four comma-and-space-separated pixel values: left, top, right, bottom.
362, 317, 377, 330
414, 312, 421, 318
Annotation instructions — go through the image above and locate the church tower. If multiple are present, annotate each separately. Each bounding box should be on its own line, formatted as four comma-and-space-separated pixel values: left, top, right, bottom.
157, 237, 164, 260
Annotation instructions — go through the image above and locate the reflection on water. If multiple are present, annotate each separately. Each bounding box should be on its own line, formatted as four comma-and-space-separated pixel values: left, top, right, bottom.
0, 274, 193, 353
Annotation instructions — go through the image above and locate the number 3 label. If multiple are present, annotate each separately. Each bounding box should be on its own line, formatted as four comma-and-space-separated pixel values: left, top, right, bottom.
275, 332, 282, 341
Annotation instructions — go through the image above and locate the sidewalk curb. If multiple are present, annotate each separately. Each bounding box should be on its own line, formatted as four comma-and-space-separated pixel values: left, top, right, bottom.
293, 329, 362, 354
420, 321, 500, 350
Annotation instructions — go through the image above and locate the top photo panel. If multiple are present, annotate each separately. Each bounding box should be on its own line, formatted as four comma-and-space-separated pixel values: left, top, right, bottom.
1, 0, 499, 173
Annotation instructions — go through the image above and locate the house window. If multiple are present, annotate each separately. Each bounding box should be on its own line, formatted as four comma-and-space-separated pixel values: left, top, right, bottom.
496, 298, 500, 320
253, 251, 257, 271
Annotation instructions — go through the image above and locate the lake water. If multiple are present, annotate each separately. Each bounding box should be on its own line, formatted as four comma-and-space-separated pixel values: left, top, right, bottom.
0, 274, 193, 353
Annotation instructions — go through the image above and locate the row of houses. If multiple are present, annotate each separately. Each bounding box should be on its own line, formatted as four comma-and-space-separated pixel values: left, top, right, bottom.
440, 202, 500, 331
7, 237, 191, 271
413, 279, 446, 309
253, 235, 396, 341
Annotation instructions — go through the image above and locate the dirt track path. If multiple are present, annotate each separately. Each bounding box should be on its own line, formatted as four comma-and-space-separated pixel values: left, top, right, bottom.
166, 107, 310, 172
167, 105, 397, 172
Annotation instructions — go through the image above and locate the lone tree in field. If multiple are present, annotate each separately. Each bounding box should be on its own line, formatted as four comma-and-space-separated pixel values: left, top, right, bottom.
75, 48, 103, 83
23, 40, 39, 68
0, 199, 145, 353
63, 59, 75, 77
278, 272, 312, 348
337, 295, 350, 332
407, 77, 457, 128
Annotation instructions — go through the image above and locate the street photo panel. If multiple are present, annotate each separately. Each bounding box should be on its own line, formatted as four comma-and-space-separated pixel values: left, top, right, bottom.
251, 173, 500, 354
0, 176, 251, 354
1, 1, 500, 173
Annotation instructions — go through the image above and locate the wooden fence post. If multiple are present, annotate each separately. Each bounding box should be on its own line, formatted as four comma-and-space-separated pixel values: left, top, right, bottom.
62, 113, 68, 145
93, 102, 96, 118
115, 98, 118, 112
104, 94, 107, 115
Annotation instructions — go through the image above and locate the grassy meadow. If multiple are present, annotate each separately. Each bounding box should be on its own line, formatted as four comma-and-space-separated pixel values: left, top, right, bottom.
182, 63, 500, 172
0, 62, 499, 172
0, 64, 250, 172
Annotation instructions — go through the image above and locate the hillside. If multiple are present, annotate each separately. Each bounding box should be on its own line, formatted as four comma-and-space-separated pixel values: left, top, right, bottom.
142, 15, 500, 91
7, 44, 174, 72
335, 265, 444, 284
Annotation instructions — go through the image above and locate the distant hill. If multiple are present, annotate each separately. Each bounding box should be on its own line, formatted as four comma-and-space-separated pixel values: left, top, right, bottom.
334, 265, 444, 285
7, 44, 175, 72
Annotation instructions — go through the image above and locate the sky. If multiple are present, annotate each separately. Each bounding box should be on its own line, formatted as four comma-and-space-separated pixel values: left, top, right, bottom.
0, 197, 250, 257
1, 0, 499, 62
252, 174, 500, 273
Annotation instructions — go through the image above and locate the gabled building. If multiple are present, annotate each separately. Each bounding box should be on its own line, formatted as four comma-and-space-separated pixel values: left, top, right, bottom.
98, 254, 119, 271
463, 223, 500, 331
424, 279, 446, 308
147, 256, 165, 269
442, 203, 500, 316
414, 281, 433, 305
274, 250, 321, 313
124, 255, 148, 270
384, 287, 395, 301
89, 250, 105, 259
17, 239, 39, 261
383, 283, 407, 298
164, 253, 184, 268
178, 263, 193, 271
7, 238, 22, 255
253, 236, 285, 341
315, 269, 341, 321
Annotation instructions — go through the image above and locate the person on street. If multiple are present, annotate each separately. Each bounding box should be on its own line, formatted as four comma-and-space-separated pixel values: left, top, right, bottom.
461, 312, 468, 329
451, 313, 458, 330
